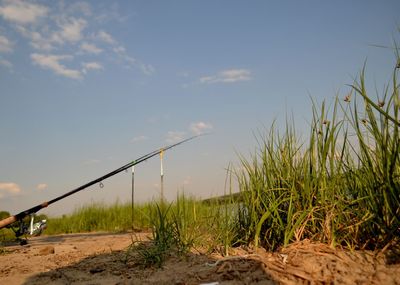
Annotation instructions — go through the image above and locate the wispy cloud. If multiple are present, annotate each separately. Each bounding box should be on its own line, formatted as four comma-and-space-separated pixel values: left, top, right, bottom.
14, 16, 87, 50
80, 42, 103, 54
112, 44, 138, 68
200, 69, 252, 84
164, 122, 212, 144
140, 63, 155, 75
190, 121, 213, 135
65, 2, 92, 17
96, 30, 116, 45
101, 34, 155, 75
0, 57, 12, 69
131, 135, 148, 143
94, 2, 127, 24
80, 42, 102, 54
16, 25, 54, 51
36, 183, 47, 191
166, 131, 186, 143
31, 53, 82, 79
82, 61, 103, 74
53, 17, 87, 44
177, 71, 190, 78
113, 45, 126, 55
0, 34, 13, 53
0, 0, 48, 25
0, 182, 21, 198
0, 2, 154, 79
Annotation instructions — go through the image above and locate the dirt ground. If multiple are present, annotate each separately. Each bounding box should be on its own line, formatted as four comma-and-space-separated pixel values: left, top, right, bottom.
0, 232, 399, 285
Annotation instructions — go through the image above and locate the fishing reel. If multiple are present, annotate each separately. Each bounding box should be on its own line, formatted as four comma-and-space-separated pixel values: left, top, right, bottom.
9, 215, 47, 245
28, 215, 48, 236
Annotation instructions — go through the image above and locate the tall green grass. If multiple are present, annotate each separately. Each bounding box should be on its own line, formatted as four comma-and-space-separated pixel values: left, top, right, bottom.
44, 195, 228, 253
133, 192, 238, 266
46, 201, 153, 234
234, 60, 400, 250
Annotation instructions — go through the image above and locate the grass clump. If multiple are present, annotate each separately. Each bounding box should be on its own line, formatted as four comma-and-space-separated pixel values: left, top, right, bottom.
132, 190, 245, 267
234, 58, 400, 251
135, 197, 193, 267
345, 65, 400, 248
136, 203, 175, 267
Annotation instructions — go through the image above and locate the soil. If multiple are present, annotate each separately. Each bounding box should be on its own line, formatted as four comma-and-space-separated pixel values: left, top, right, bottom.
0, 232, 399, 285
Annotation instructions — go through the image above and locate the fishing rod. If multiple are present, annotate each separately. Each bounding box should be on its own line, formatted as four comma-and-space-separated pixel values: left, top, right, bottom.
0, 135, 201, 232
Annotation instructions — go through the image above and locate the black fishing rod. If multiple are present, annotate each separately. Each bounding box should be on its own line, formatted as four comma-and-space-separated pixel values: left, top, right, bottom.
0, 135, 201, 230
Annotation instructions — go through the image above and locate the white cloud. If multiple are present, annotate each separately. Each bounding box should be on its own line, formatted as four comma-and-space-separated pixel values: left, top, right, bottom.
36, 183, 47, 190
0, 0, 48, 25
0, 2, 153, 79
131, 135, 148, 143
16, 16, 87, 50
199, 76, 213, 83
82, 61, 103, 74
66, 2, 92, 17
97, 30, 115, 44
29, 33, 53, 50
178, 71, 190, 78
94, 3, 126, 24
140, 63, 155, 75
111, 42, 155, 75
200, 69, 252, 84
80, 42, 102, 54
53, 17, 87, 44
0, 34, 13, 52
16, 25, 54, 51
0, 57, 12, 69
113, 45, 126, 55
31, 53, 82, 79
112, 45, 136, 66
190, 122, 213, 135
0, 182, 21, 198
124, 55, 136, 65
82, 61, 103, 70
166, 131, 186, 143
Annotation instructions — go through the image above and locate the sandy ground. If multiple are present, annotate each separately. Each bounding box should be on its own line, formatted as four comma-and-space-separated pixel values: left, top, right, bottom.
0, 232, 399, 285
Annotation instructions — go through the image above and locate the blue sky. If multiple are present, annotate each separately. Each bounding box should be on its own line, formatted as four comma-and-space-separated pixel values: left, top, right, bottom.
0, 0, 399, 216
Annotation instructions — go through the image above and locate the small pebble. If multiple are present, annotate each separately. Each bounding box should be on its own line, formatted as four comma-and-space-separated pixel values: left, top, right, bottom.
39, 246, 55, 255
89, 267, 105, 274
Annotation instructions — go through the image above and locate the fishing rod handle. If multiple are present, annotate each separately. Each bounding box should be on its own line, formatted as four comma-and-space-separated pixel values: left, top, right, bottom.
0, 215, 17, 230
